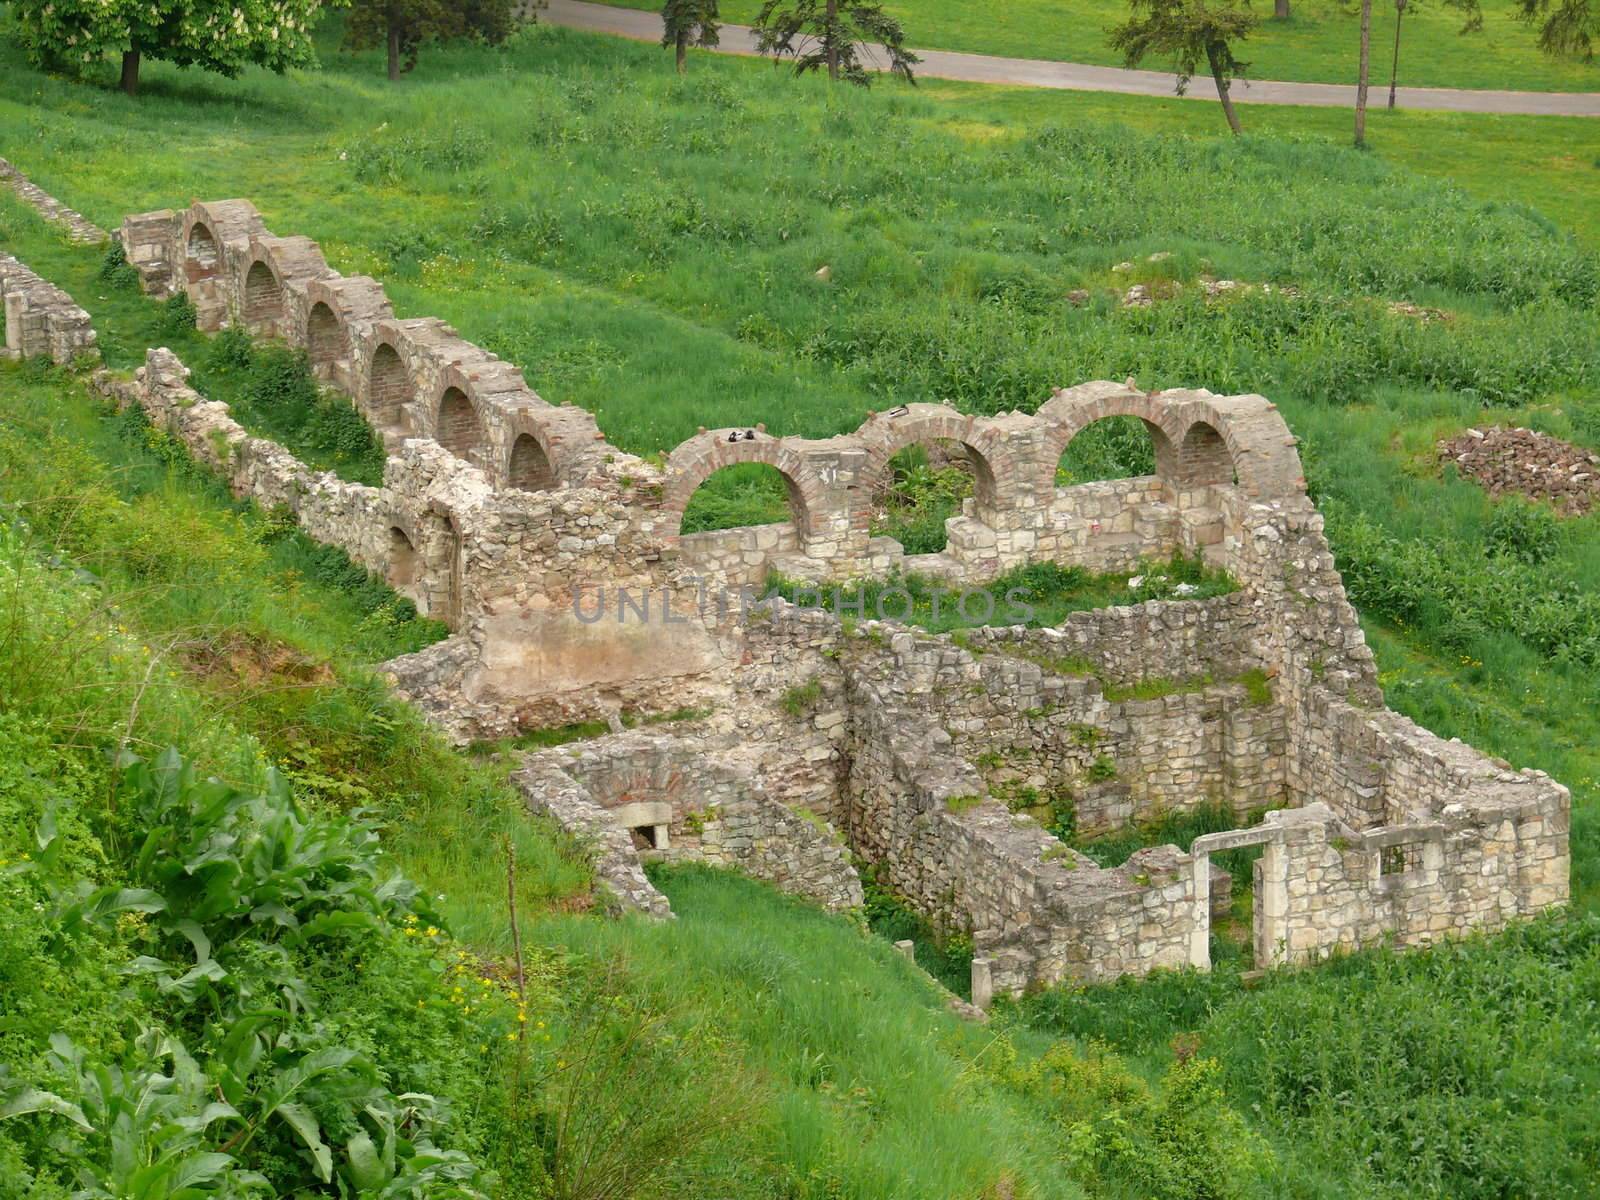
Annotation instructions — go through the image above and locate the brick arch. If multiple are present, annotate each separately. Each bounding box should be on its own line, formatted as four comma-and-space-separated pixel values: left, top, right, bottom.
431, 372, 487, 463
186, 222, 220, 278
854, 406, 1009, 528
659, 431, 828, 542
506, 427, 557, 492
1175, 420, 1231, 488
1162, 393, 1306, 499
241, 258, 285, 333
304, 301, 346, 370
360, 332, 414, 431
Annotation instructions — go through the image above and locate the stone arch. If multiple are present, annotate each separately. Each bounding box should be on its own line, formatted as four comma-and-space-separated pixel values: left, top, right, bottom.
1038, 387, 1182, 496
241, 259, 285, 332
364, 337, 412, 431
1052, 414, 1172, 487
304, 301, 346, 370
186, 222, 219, 278
659, 432, 825, 543
434, 385, 485, 461
507, 431, 557, 492
857, 408, 1003, 515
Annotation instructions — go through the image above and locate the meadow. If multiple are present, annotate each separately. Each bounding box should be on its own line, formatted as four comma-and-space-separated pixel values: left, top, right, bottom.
3, 11, 1600, 1197
591, 0, 1600, 91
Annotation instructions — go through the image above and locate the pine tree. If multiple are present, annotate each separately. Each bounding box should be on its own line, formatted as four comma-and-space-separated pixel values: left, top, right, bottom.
1109, 0, 1256, 135
661, 0, 721, 73
752, 0, 918, 85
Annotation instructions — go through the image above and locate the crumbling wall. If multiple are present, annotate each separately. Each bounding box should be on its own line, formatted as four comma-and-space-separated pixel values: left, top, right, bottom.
841, 678, 1205, 994
520, 732, 862, 913
1, 251, 97, 365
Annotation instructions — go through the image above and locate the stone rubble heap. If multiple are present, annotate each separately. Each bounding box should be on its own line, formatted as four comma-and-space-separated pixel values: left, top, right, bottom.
1439, 425, 1600, 515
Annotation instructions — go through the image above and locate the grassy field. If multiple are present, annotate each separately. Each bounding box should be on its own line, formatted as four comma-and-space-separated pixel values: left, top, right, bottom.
5, 16, 1600, 1197
593, 0, 1600, 91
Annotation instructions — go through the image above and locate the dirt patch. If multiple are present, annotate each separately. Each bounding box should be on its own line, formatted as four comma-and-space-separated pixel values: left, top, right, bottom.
177, 631, 337, 687
1439, 426, 1600, 515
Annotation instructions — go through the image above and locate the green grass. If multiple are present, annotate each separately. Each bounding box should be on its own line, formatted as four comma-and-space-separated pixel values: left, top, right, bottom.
595, 0, 1600, 91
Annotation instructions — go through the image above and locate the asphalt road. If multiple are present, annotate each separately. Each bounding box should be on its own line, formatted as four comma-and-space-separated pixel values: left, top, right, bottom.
541, 0, 1600, 117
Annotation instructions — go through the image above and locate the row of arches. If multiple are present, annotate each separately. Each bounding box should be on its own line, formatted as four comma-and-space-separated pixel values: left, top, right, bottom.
177, 208, 568, 496
660, 388, 1299, 567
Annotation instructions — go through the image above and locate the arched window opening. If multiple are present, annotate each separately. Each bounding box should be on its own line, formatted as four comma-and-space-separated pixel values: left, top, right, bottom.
508, 433, 556, 492
1176, 422, 1234, 489
242, 260, 284, 330
1055, 417, 1161, 487
388, 527, 418, 588
871, 440, 990, 555
679, 462, 803, 536
367, 343, 409, 429
187, 224, 219, 274
305, 302, 345, 369
435, 387, 482, 460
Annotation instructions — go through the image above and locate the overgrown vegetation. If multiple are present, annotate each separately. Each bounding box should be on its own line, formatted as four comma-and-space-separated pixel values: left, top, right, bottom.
766, 553, 1236, 632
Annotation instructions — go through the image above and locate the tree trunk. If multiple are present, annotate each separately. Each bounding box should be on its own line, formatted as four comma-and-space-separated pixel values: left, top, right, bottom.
1275, 0, 1290, 18
676, 30, 688, 73
119, 49, 140, 96
825, 0, 839, 82
1387, 2, 1404, 110
1354, 0, 1373, 147
387, 21, 401, 82
1207, 43, 1243, 136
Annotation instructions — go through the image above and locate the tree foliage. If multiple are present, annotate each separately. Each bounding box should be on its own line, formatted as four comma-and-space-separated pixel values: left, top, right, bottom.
1109, 0, 1256, 133
662, 0, 721, 73
1517, 0, 1597, 57
752, 0, 919, 85
343, 0, 519, 80
10, 0, 333, 94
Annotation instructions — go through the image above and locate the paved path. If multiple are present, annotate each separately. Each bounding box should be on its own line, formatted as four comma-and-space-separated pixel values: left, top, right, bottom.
543, 0, 1600, 116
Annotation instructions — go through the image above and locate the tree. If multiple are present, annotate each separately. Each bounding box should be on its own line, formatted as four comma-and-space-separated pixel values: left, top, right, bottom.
11, 0, 334, 96
1386, 0, 1481, 110
662, 0, 721, 73
1354, 0, 1373, 147
344, 0, 518, 81
1109, 0, 1257, 135
1516, 0, 1597, 57
752, 0, 919, 85
1276, 0, 1290, 19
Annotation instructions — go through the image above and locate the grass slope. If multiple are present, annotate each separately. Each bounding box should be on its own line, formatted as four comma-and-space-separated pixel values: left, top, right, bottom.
4, 24, 1600, 1196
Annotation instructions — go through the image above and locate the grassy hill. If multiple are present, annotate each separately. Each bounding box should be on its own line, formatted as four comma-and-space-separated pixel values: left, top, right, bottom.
3, 16, 1600, 1198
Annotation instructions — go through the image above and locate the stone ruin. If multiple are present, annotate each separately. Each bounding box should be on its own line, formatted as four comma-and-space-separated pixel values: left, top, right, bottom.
1, 186, 1569, 1005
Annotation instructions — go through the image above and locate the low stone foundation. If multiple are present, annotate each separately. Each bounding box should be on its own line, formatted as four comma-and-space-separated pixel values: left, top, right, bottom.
1, 252, 97, 365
